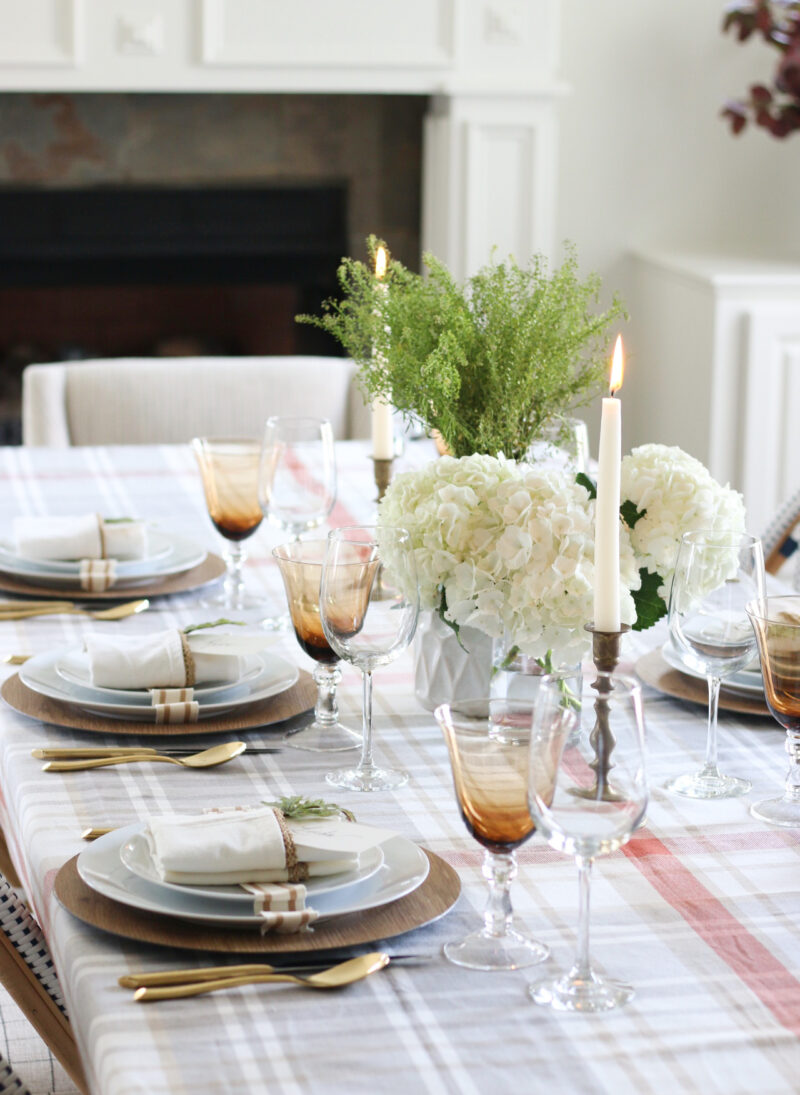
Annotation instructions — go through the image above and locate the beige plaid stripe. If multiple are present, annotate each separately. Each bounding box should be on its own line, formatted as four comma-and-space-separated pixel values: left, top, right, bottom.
0, 444, 798, 1094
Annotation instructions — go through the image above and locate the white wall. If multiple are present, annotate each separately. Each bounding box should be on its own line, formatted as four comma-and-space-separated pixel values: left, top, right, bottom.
556, 0, 800, 456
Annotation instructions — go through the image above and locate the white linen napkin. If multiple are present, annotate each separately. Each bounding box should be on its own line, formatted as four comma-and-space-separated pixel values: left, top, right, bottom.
86, 629, 242, 690
144, 806, 392, 885
12, 515, 148, 562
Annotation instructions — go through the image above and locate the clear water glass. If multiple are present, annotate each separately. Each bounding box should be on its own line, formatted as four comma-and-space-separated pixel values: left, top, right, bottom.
320, 525, 419, 791
666, 530, 765, 799
528, 671, 647, 1013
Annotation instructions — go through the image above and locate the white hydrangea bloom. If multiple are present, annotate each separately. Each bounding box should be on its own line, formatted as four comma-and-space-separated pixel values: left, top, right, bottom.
378, 454, 639, 664
621, 443, 747, 598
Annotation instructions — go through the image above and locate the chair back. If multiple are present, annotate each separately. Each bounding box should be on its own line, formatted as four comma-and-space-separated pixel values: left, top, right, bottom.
22, 356, 371, 445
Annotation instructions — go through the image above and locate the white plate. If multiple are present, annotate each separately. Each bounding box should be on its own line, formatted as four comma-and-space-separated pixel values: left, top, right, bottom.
0, 530, 206, 588
55, 649, 264, 702
0, 534, 172, 574
77, 823, 430, 928
19, 648, 298, 721
661, 641, 764, 695
119, 829, 384, 904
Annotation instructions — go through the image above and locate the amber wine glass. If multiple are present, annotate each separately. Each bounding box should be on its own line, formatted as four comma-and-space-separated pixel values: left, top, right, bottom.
434, 697, 557, 970
746, 595, 800, 826
273, 540, 359, 752
192, 437, 263, 612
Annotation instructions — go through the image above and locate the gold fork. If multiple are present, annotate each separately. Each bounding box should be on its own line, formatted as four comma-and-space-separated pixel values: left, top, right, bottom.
0, 598, 149, 622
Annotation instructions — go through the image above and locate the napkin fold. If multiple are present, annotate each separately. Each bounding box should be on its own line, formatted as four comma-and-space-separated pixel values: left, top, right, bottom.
142, 807, 395, 933
145, 806, 363, 885
13, 515, 148, 562
86, 629, 242, 690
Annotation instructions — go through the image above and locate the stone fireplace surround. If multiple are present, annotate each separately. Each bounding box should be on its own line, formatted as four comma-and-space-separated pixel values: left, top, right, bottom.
0, 1, 563, 278
0, 1, 563, 436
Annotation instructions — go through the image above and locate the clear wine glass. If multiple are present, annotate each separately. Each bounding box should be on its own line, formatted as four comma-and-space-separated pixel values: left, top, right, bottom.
259, 416, 337, 630
666, 530, 765, 799
746, 595, 800, 826
528, 670, 647, 1013
320, 525, 419, 791
259, 416, 336, 542
273, 540, 360, 752
191, 437, 263, 612
434, 697, 554, 970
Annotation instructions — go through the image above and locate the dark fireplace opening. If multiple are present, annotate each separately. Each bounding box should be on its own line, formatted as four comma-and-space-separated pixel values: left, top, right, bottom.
0, 183, 349, 441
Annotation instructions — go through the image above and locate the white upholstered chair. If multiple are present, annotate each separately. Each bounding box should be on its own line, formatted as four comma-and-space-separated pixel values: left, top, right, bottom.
22, 356, 372, 446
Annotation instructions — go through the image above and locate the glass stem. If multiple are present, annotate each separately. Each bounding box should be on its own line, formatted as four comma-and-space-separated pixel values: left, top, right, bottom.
312, 663, 341, 727
702, 675, 722, 778
358, 670, 375, 774
572, 855, 594, 982
481, 850, 516, 938
224, 542, 246, 610
784, 731, 800, 804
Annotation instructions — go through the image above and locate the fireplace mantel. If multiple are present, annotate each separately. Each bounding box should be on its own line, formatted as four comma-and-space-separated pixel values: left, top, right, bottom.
0, 0, 564, 276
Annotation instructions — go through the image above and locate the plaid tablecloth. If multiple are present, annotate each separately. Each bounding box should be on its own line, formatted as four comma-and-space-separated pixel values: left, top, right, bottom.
0, 442, 797, 1095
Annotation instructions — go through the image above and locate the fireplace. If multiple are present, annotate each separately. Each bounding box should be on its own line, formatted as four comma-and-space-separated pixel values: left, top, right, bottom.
0, 91, 431, 441
0, 181, 347, 359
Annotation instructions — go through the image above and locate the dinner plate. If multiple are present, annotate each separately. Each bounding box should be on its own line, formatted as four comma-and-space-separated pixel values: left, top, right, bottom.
55, 649, 264, 702
19, 649, 299, 721
78, 824, 430, 927
661, 641, 764, 695
0, 534, 172, 574
119, 829, 384, 904
0, 530, 206, 588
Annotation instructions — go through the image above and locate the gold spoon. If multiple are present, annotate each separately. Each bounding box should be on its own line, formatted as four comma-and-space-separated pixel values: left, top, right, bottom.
0, 598, 149, 622
133, 953, 390, 1002
43, 741, 246, 772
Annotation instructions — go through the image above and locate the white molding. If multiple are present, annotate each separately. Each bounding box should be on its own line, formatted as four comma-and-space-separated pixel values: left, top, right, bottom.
422, 93, 558, 279
201, 0, 456, 69
0, 0, 83, 68
743, 308, 800, 534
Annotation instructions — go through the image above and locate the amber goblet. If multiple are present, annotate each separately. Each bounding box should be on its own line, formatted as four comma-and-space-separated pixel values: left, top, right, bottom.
192, 437, 263, 612
273, 540, 359, 752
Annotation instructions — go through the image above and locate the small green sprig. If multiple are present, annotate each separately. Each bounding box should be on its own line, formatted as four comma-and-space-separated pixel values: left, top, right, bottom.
183, 619, 246, 634
263, 795, 356, 822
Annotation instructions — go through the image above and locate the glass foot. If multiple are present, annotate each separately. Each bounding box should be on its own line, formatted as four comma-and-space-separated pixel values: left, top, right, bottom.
444, 928, 549, 971
529, 969, 634, 1012
284, 720, 360, 753
664, 771, 751, 799
260, 612, 291, 632
325, 764, 408, 792
198, 587, 265, 613
750, 796, 800, 827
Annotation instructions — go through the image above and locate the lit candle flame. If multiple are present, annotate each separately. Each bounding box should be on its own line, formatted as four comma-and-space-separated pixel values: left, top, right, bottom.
609, 334, 624, 395
375, 246, 388, 280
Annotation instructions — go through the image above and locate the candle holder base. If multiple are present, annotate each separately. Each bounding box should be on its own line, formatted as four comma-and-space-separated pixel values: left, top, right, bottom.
571, 622, 631, 803
371, 457, 395, 503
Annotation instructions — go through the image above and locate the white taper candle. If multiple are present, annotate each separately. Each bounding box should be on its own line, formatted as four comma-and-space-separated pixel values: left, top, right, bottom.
593, 336, 624, 631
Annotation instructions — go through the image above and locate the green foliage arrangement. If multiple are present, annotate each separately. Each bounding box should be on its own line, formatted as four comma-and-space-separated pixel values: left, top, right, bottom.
298, 237, 626, 460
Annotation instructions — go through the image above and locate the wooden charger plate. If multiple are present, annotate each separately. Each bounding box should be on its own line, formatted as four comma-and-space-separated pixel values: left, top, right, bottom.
636, 648, 771, 720
0, 552, 225, 601
54, 849, 461, 953
1, 670, 315, 737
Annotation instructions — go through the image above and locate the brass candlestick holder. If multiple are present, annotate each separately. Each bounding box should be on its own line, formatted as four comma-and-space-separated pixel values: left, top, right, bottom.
573, 622, 631, 803
371, 457, 395, 503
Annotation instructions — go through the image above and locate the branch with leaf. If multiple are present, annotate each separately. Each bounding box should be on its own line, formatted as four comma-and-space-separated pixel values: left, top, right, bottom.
298, 238, 626, 461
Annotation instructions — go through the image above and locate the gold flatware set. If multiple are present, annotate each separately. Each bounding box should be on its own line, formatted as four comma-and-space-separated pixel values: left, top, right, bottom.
0, 598, 149, 623
120, 952, 403, 1002
40, 741, 248, 772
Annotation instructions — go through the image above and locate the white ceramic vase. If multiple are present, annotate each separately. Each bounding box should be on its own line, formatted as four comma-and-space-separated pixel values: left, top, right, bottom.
413, 610, 493, 712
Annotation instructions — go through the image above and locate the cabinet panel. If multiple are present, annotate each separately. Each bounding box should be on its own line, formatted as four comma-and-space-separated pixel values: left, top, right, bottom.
0, 0, 81, 66
201, 0, 455, 68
